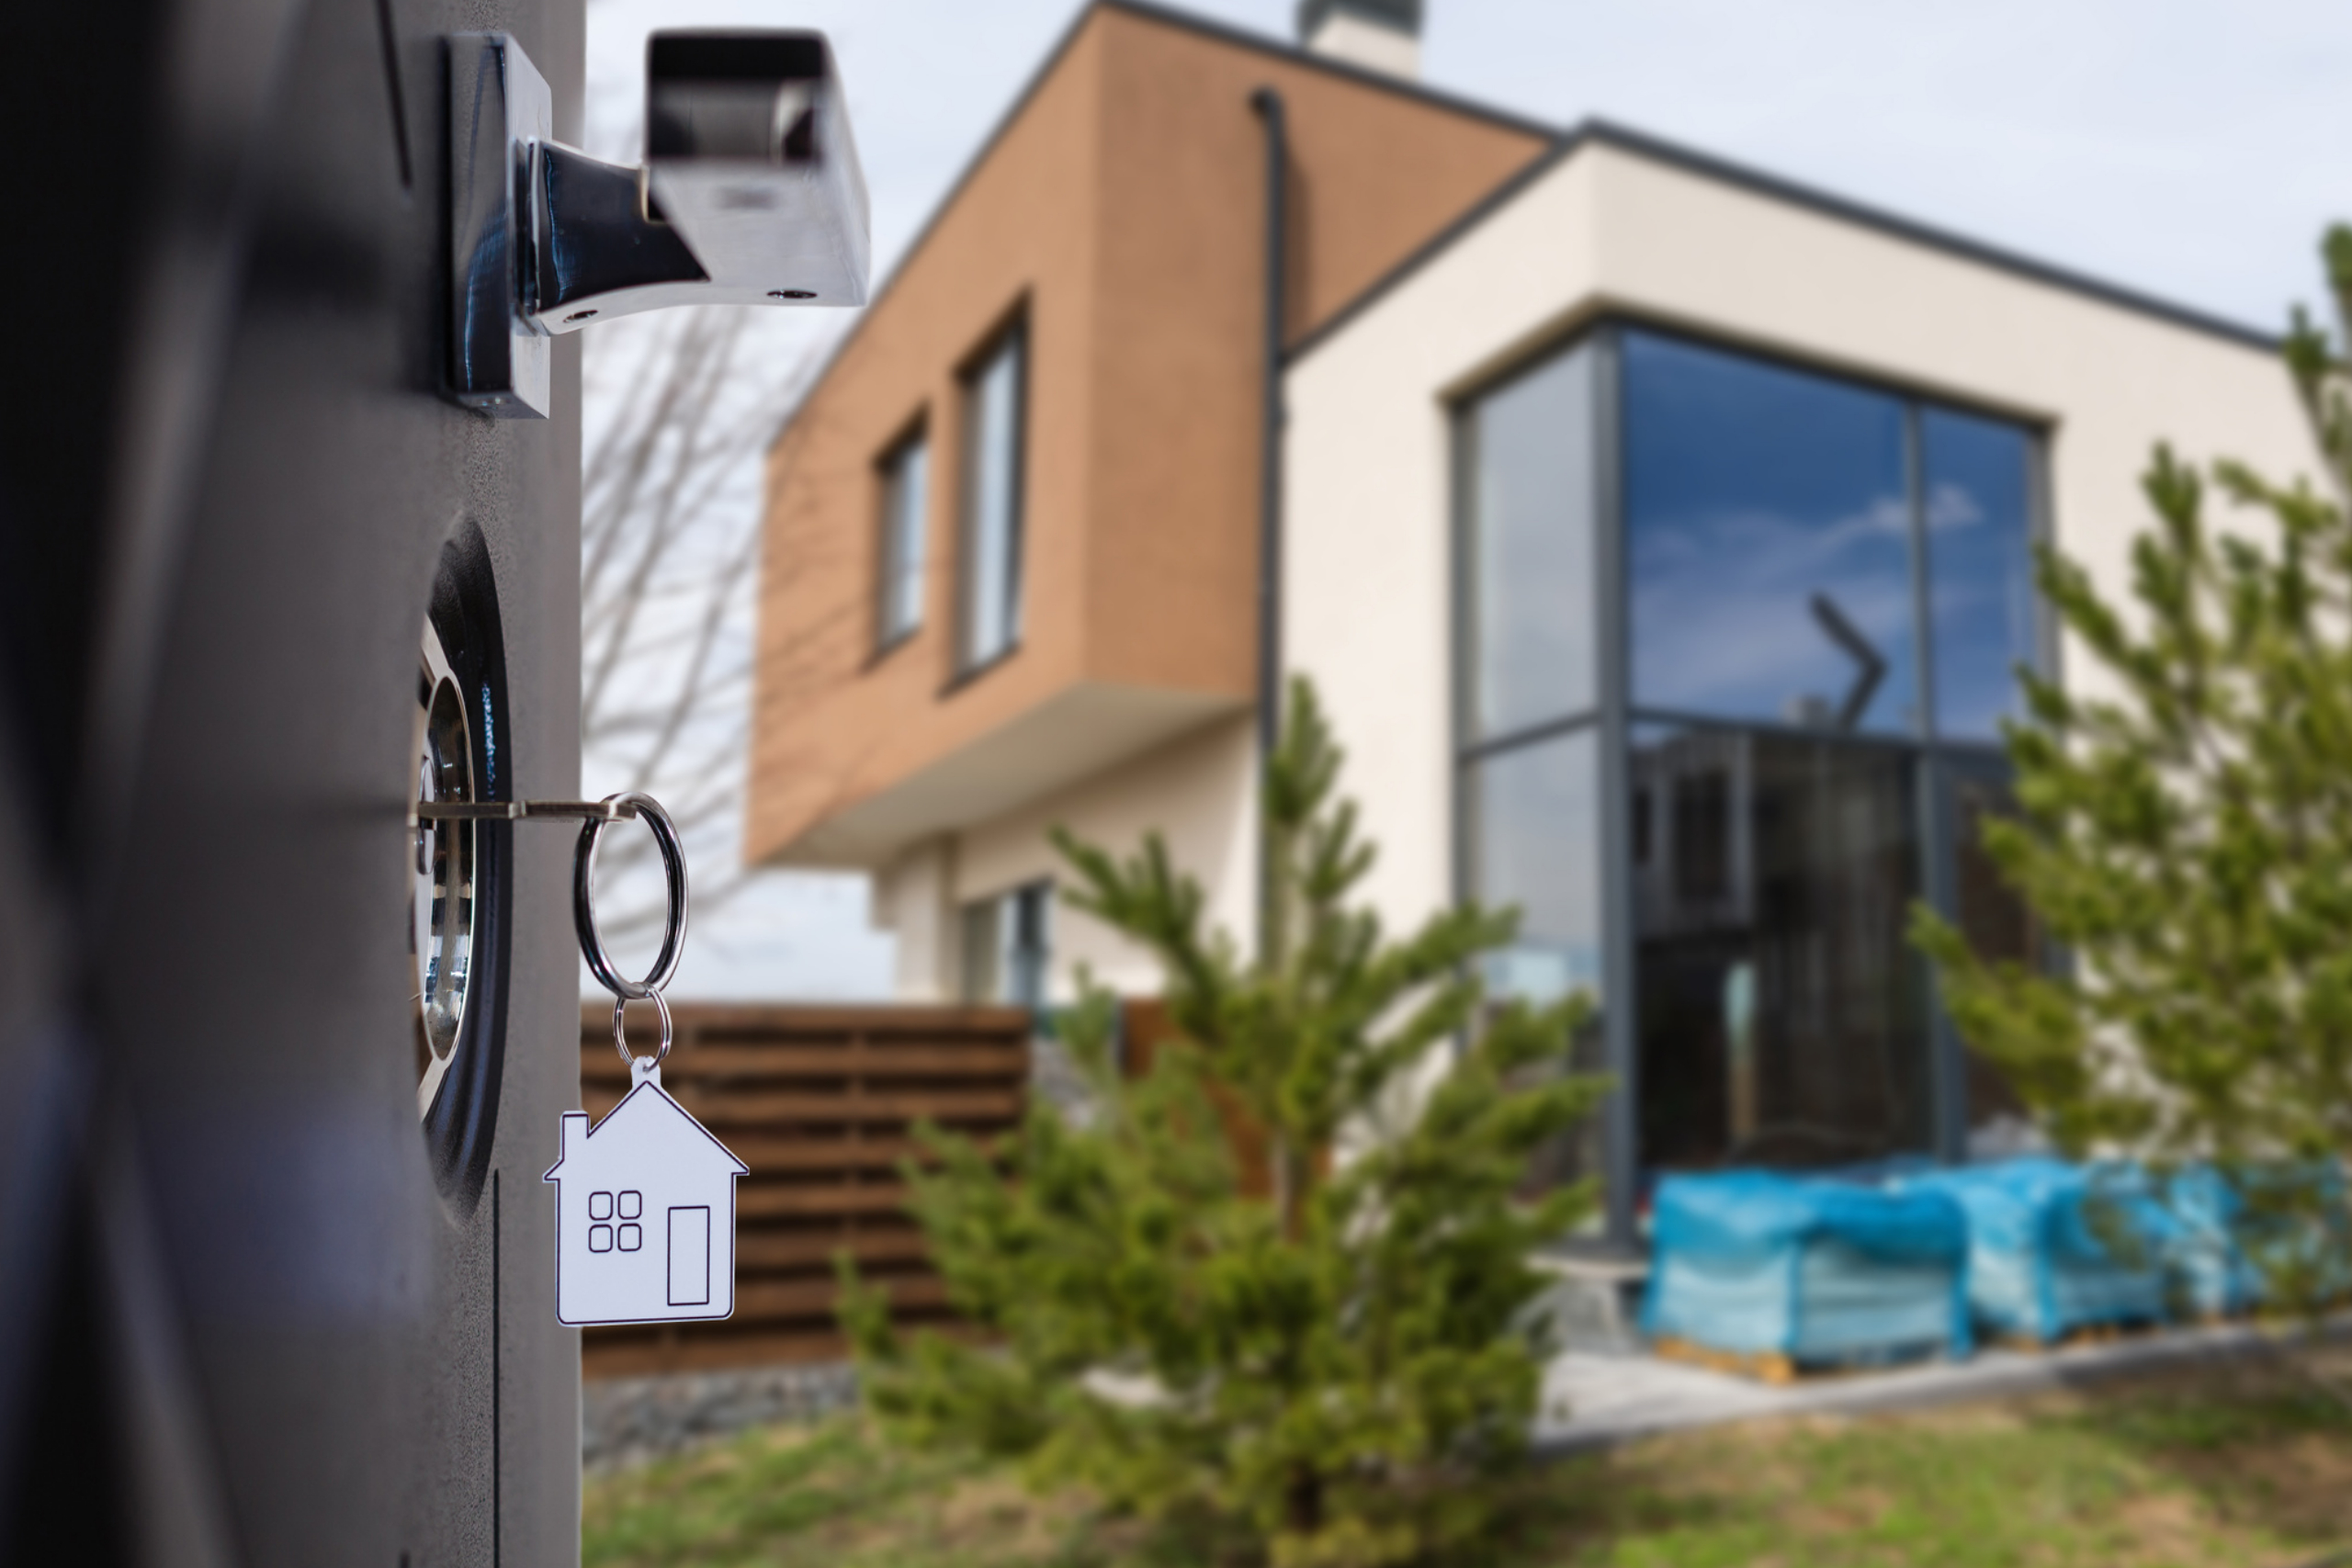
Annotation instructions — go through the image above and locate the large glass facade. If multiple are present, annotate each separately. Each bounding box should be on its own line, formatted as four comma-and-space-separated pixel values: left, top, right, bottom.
1457, 322, 2045, 1213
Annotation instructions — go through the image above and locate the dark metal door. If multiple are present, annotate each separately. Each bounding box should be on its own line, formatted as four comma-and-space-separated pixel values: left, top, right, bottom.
0, 0, 584, 1562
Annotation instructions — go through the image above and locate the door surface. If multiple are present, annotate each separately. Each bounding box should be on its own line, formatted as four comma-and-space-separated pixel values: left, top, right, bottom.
0, 0, 585, 1562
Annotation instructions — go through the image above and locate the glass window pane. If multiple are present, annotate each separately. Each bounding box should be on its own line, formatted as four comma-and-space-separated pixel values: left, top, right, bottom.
1005, 883, 1051, 1011
879, 438, 928, 646
1947, 764, 2036, 1154
1624, 333, 1920, 735
1465, 728, 1605, 1010
1922, 408, 2037, 741
1632, 725, 1931, 1169
1467, 344, 1598, 737
961, 333, 1024, 668
960, 883, 1052, 1009
1465, 728, 1606, 1205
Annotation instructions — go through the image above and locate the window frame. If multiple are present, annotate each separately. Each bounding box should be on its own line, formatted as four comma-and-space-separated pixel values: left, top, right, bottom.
952, 310, 1031, 682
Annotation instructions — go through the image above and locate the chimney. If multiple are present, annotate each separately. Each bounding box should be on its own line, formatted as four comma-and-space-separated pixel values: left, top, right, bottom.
1296, 0, 1423, 80
560, 1109, 588, 1163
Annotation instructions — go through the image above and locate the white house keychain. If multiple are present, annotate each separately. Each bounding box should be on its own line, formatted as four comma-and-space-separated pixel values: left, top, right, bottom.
543, 793, 747, 1327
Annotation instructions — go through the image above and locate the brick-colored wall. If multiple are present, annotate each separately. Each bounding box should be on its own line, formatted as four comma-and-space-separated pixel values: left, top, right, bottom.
747, 3, 1550, 868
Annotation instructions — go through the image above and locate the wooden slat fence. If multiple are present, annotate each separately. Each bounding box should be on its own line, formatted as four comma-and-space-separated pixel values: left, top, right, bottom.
579, 1001, 1031, 1379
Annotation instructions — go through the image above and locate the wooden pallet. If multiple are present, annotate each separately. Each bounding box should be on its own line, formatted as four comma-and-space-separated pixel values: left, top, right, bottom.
1995, 1318, 2163, 1354
1651, 1336, 1799, 1386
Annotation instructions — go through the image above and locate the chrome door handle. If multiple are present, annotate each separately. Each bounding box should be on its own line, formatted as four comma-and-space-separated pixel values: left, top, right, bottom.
447, 30, 869, 419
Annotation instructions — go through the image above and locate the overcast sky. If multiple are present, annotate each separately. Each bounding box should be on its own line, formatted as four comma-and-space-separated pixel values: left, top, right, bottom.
592, 0, 2352, 331
582, 0, 2352, 999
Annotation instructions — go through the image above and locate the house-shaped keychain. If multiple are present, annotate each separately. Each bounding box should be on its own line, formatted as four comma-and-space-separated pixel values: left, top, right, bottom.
543, 1069, 748, 1326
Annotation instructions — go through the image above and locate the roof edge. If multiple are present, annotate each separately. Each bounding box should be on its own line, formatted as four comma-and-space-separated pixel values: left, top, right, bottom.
1104, 0, 1556, 142
1288, 118, 2280, 367
766, 0, 1562, 452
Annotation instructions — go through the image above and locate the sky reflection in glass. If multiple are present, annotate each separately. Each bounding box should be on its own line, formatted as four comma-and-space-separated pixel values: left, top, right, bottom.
1623, 332, 1918, 735
1922, 407, 2037, 740
1467, 727, 1605, 1010
1468, 344, 1598, 738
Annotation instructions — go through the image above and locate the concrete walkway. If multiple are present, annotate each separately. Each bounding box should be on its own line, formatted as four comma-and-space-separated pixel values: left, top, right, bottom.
1534, 1318, 2316, 1453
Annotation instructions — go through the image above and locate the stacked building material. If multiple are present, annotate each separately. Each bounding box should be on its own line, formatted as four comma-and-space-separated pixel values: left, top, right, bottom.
2177, 1161, 2352, 1313
2161, 1165, 2265, 1319
1642, 1171, 1972, 1371
1905, 1157, 2174, 1344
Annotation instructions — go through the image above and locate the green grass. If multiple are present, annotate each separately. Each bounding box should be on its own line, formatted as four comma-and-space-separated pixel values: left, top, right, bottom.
585, 1361, 2352, 1567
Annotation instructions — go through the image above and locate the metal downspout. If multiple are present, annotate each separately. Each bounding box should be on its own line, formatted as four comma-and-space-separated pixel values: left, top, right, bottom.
1250, 86, 1286, 963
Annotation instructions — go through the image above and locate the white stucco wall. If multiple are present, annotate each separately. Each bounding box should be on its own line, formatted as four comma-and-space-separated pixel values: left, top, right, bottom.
874, 836, 957, 1001
934, 713, 1258, 1001
1282, 137, 2324, 943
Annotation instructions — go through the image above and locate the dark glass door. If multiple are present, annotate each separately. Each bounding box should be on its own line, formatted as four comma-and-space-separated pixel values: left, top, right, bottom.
1634, 726, 1934, 1169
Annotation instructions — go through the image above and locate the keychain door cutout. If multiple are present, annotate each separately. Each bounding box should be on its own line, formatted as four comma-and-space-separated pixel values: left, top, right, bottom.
543, 1066, 745, 1326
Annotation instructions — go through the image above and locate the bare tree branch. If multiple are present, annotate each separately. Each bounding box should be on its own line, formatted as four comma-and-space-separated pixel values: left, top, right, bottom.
578, 308, 834, 957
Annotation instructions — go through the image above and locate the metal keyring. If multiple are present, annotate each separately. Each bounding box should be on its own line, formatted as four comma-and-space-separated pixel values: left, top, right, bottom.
573, 790, 688, 1003
612, 989, 673, 1073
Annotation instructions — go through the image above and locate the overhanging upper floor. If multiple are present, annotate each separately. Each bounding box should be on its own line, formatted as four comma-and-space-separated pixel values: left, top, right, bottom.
744, 2, 1554, 869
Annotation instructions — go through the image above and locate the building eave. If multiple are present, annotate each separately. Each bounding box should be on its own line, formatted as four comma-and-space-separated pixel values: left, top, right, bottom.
1287, 118, 2280, 368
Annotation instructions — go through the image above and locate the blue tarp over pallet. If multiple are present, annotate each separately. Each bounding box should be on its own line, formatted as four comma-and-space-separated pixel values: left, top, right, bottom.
2165, 1160, 2352, 1312
1642, 1171, 1973, 1365
1903, 1158, 2174, 1344
2164, 1164, 2265, 1318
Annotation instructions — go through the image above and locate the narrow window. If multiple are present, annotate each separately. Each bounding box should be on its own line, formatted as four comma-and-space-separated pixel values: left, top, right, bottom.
960, 880, 1052, 1009
876, 432, 929, 650
1005, 883, 1051, 1010
1464, 343, 1600, 740
958, 324, 1026, 671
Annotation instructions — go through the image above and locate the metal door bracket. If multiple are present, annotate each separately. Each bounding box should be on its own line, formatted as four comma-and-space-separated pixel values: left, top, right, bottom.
447, 30, 869, 419
413, 797, 640, 822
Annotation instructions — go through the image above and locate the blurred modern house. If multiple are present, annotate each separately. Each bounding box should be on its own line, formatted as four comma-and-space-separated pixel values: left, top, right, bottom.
749, 0, 2322, 1235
